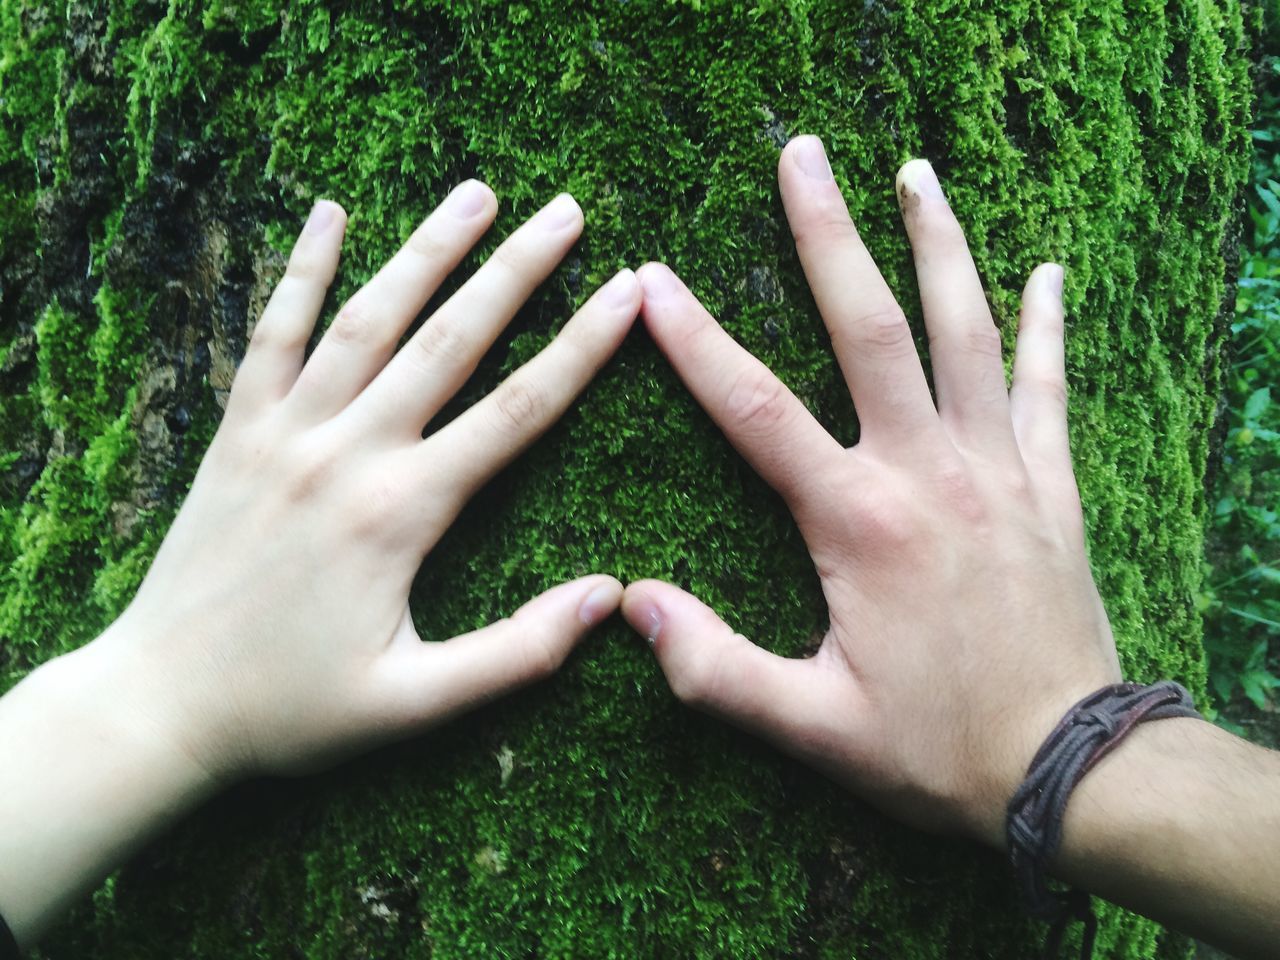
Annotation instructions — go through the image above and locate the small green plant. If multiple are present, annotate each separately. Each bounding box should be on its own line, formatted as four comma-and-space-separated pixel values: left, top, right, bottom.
1203, 55, 1280, 718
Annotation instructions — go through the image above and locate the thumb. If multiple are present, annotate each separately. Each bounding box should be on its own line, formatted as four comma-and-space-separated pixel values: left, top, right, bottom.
621, 579, 842, 748
381, 574, 623, 728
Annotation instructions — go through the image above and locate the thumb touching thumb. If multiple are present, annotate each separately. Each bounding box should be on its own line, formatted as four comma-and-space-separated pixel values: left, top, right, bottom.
621, 579, 837, 747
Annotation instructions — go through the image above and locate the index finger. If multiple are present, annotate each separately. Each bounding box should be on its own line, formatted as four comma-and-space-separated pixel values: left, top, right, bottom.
637, 262, 843, 512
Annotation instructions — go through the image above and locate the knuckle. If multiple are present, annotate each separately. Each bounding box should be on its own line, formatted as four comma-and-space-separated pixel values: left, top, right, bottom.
285, 443, 340, 504
931, 320, 1003, 363
328, 299, 378, 346
671, 648, 723, 710
344, 475, 407, 540
491, 378, 546, 433
488, 242, 532, 281
1033, 375, 1070, 412
1042, 299, 1066, 328
962, 321, 1004, 361
1004, 470, 1033, 503
724, 370, 789, 433
412, 316, 470, 369
851, 487, 918, 549
207, 429, 268, 474
672, 312, 721, 358
521, 628, 563, 681
852, 307, 914, 353
933, 463, 988, 522
407, 225, 454, 263
790, 210, 859, 252
247, 318, 277, 352
284, 253, 323, 283
557, 316, 601, 362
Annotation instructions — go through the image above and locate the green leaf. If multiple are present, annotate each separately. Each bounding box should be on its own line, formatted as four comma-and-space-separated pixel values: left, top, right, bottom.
1244, 386, 1272, 421
1241, 671, 1270, 710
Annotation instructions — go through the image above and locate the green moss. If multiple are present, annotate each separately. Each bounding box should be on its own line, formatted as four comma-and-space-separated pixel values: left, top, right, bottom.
0, 1, 1252, 957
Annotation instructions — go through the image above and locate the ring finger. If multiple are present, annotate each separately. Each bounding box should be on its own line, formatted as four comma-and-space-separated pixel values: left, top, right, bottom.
349, 193, 586, 440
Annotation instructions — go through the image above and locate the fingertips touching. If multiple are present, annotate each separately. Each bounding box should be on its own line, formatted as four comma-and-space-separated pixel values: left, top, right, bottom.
594, 265, 643, 313
636, 260, 687, 314
620, 580, 835, 742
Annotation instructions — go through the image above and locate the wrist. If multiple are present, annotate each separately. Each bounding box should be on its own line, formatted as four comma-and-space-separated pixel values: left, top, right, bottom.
88, 614, 245, 792
964, 677, 1120, 850
0, 636, 224, 941
31, 638, 226, 801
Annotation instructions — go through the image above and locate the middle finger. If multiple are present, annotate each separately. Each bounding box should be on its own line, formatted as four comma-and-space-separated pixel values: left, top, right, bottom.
777, 137, 946, 458
349, 193, 585, 439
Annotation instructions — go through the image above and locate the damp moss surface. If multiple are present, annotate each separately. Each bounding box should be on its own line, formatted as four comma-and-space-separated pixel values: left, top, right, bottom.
0, 1, 1255, 957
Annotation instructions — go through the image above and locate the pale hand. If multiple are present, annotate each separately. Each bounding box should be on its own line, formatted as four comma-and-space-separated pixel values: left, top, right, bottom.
0, 182, 639, 942
105, 183, 640, 781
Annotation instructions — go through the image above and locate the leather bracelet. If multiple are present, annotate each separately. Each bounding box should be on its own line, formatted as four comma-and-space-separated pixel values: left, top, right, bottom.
1005, 681, 1202, 959
0, 910, 19, 960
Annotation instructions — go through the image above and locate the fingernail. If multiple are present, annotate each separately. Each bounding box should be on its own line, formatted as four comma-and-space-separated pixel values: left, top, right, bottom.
626, 597, 663, 648
644, 608, 662, 648
579, 583, 619, 627
538, 193, 581, 230
639, 263, 680, 301
447, 179, 489, 218
305, 201, 337, 235
792, 136, 833, 181
1045, 263, 1065, 299
897, 159, 945, 202
599, 268, 638, 308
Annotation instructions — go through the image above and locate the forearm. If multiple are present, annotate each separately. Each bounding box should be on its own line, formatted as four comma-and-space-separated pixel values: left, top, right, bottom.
1054, 716, 1280, 957
0, 628, 219, 947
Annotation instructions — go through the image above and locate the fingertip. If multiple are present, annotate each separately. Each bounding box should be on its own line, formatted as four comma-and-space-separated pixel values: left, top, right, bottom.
595, 267, 641, 311
445, 178, 498, 220
1043, 262, 1065, 300
1021, 263, 1066, 316
782, 135, 833, 182
637, 261, 685, 304
540, 191, 583, 232
621, 579, 667, 645
894, 158, 945, 212
578, 574, 624, 628
304, 199, 347, 237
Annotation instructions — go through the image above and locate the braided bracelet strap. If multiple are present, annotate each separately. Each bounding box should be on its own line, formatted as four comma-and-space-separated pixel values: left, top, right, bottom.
1005, 681, 1202, 960
0, 910, 19, 960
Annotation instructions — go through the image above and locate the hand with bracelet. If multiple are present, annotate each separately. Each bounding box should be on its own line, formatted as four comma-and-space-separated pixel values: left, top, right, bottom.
2, 139, 1279, 960
623, 137, 1280, 958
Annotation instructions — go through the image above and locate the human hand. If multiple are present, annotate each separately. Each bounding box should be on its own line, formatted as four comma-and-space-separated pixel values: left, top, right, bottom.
622, 137, 1121, 847
94, 182, 638, 783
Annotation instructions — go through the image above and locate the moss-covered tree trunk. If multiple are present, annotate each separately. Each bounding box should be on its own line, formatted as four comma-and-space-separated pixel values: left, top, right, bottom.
0, 1, 1252, 957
